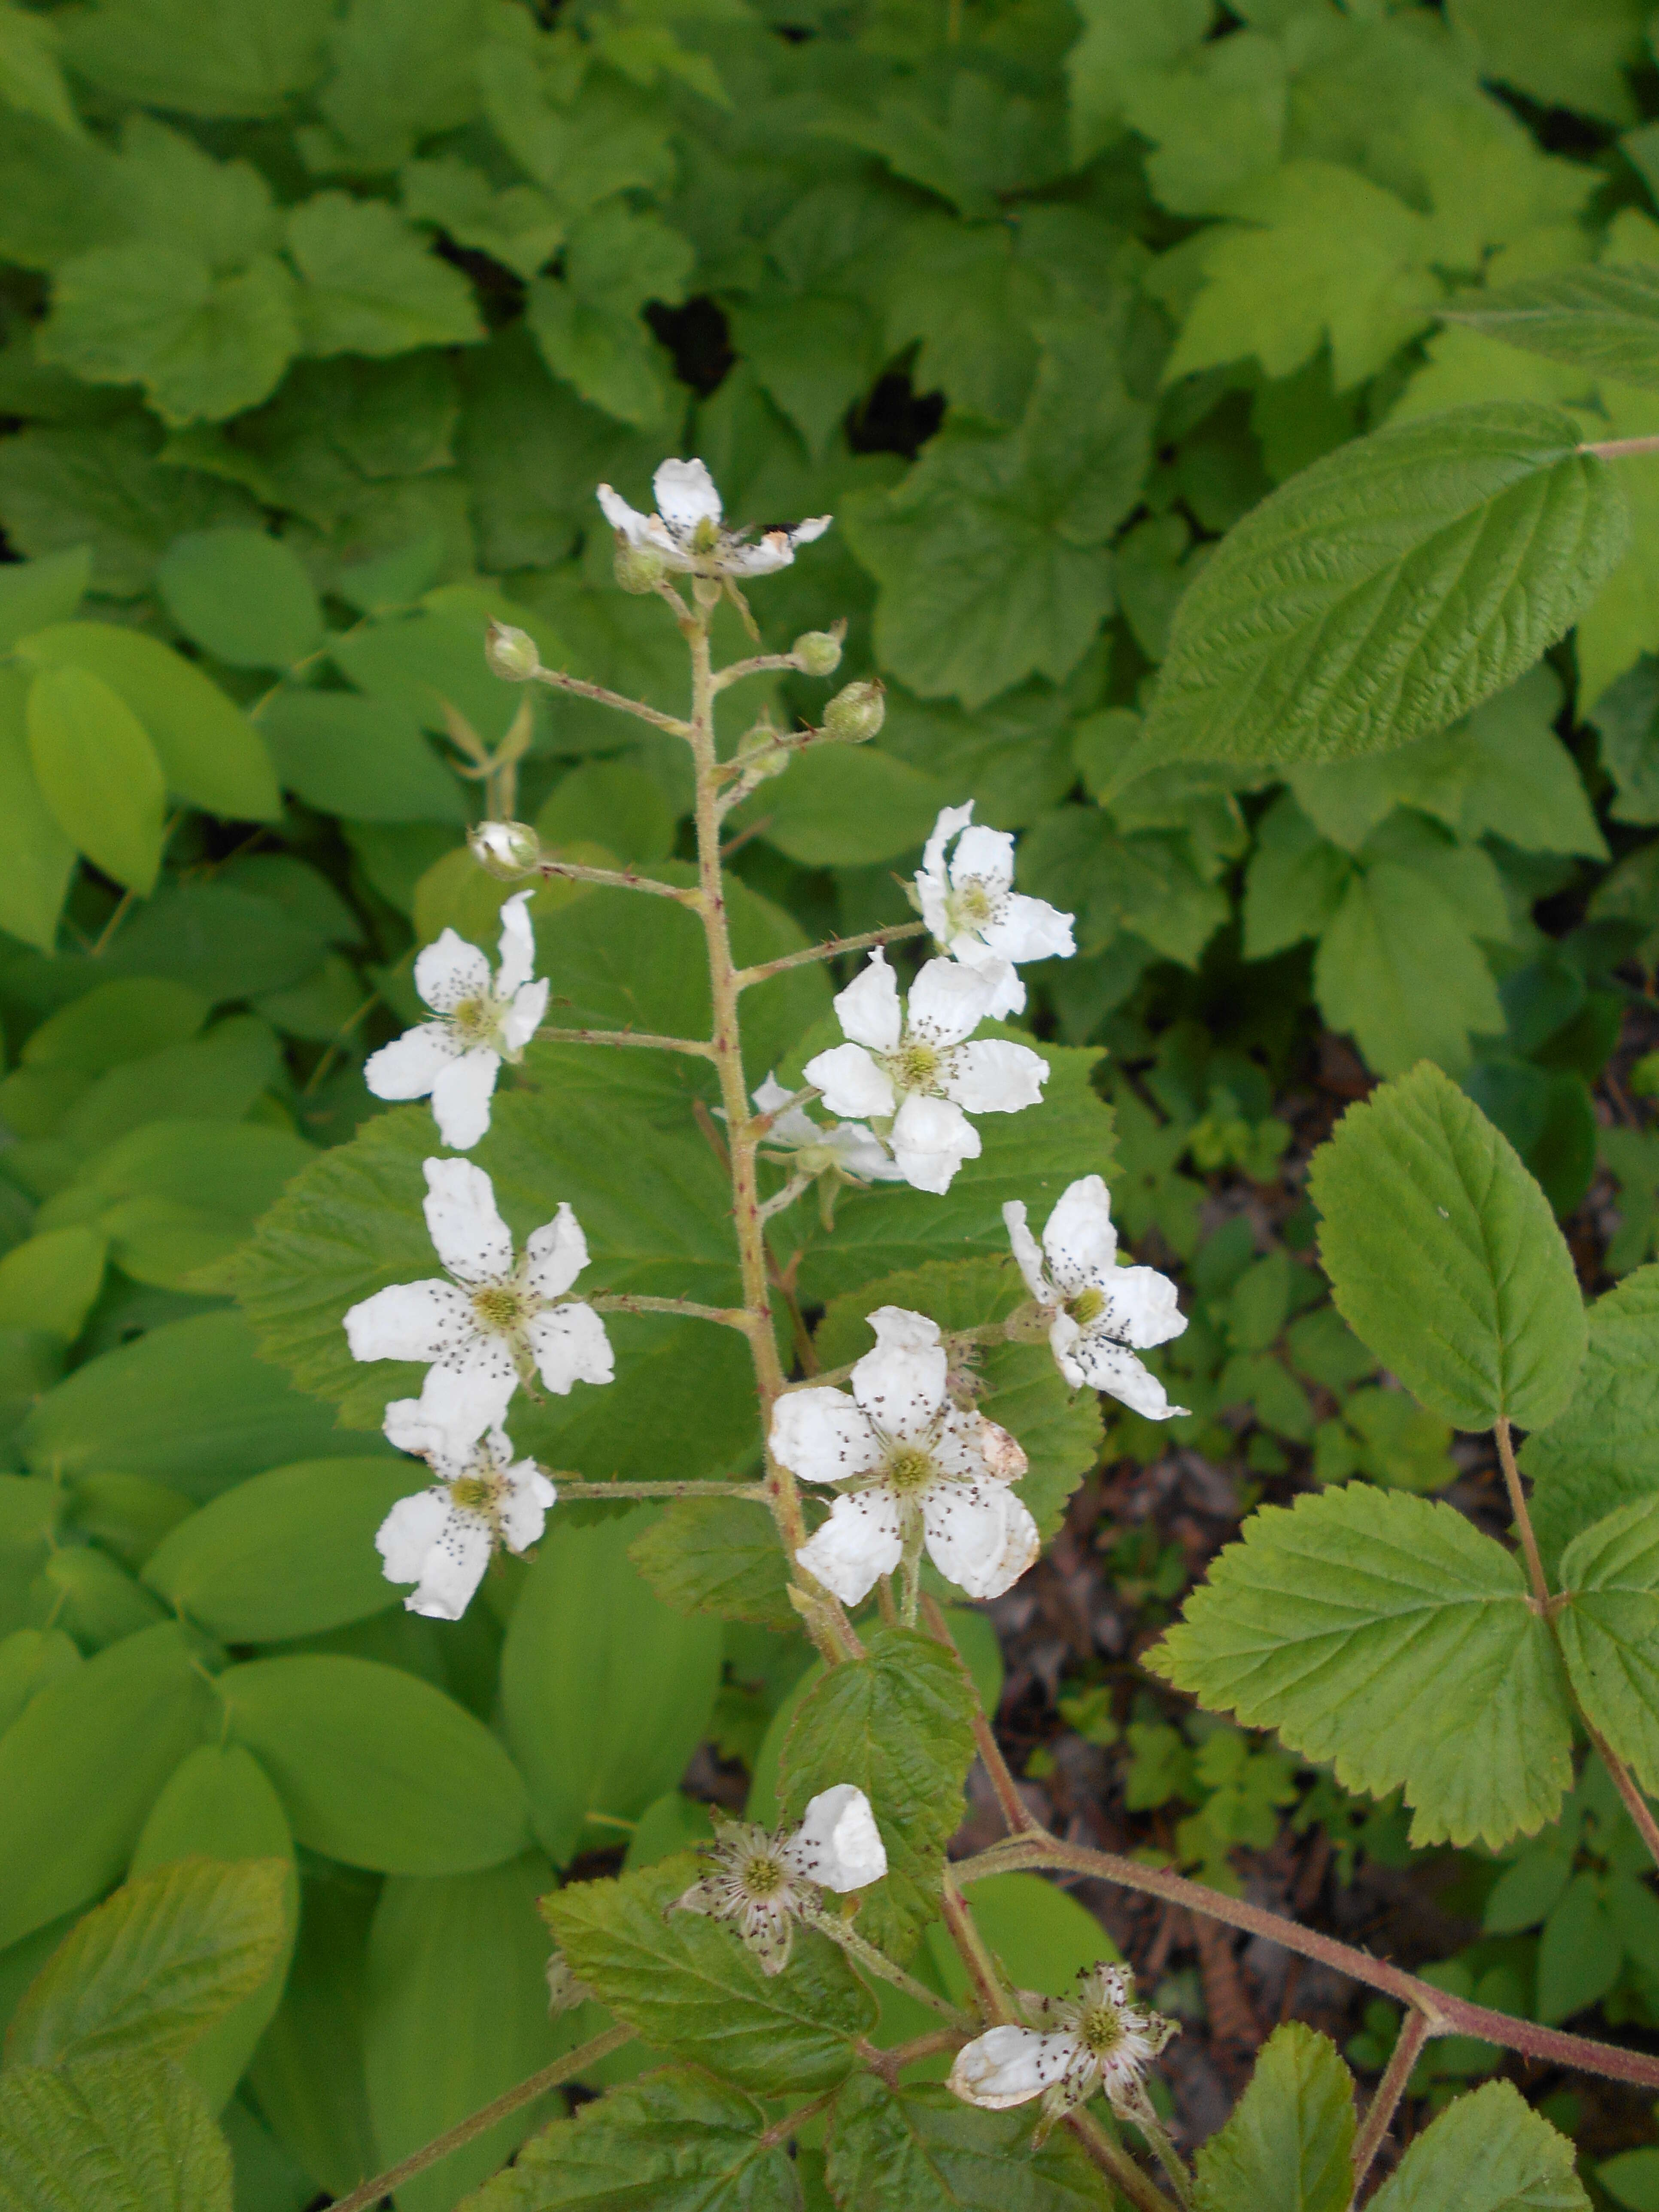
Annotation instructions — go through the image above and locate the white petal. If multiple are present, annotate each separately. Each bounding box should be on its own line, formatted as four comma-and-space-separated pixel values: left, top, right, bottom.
653, 456, 723, 530
977, 1416, 1028, 1484
852, 1313, 947, 1442
956, 952, 1025, 1019
523, 1201, 589, 1300
376, 1488, 450, 1583
889, 1094, 979, 1194
398, 1507, 493, 1621
942, 1040, 1048, 1114
753, 1073, 792, 1115
416, 1349, 518, 1437
496, 890, 537, 996
415, 930, 492, 1015
364, 1023, 458, 1102
804, 1043, 895, 1120
922, 802, 975, 887
924, 1483, 1039, 1600
498, 1457, 557, 1551
502, 976, 549, 1054
429, 1048, 501, 1152
918, 875, 953, 942
949, 2027, 1079, 2109
795, 1490, 902, 1605
983, 892, 1075, 964
345, 1278, 474, 1364
1070, 1333, 1188, 1419
597, 483, 651, 543
382, 1397, 469, 1468
1042, 1176, 1119, 1294
1105, 1265, 1188, 1350
907, 957, 992, 1048
790, 515, 832, 544
823, 1122, 905, 1180
725, 536, 793, 577
833, 949, 903, 1053
770, 1387, 882, 1486
423, 1157, 514, 1285
950, 824, 1015, 897
528, 1303, 614, 1393
1003, 1200, 1051, 1303
784, 1784, 888, 1893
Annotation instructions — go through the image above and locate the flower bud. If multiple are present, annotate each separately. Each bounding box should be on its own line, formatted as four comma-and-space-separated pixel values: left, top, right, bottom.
792, 628, 843, 677
822, 679, 885, 744
470, 820, 541, 878
485, 621, 539, 682
614, 541, 668, 594
736, 722, 790, 782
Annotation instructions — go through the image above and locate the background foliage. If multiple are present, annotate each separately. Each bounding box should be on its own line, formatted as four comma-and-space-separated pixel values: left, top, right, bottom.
10, 0, 1659, 2205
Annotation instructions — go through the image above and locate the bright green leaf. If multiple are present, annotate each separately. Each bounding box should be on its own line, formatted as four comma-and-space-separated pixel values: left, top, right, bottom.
1523, 1267, 1659, 1576
1556, 1495, 1659, 1794
0, 1225, 106, 1340
25, 665, 166, 896
1442, 262, 1659, 392
729, 746, 947, 868
1149, 1484, 1575, 1847
1367, 2078, 1588, 2212
1194, 2022, 1355, 2212
158, 532, 322, 671
1309, 1062, 1587, 1433
0, 666, 75, 953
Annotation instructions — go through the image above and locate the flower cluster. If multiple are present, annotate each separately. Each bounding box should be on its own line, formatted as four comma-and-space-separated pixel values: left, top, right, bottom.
670, 1783, 888, 1975
948, 1962, 1179, 2139
772, 1306, 1039, 1608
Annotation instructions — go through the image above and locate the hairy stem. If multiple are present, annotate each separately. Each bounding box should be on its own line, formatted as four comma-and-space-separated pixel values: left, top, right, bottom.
921, 1594, 1038, 1834
322, 2024, 635, 2212
961, 1833, 1659, 2089
548, 1479, 772, 1499
530, 662, 692, 737
809, 1909, 976, 2028
1587, 1721, 1659, 1876
1494, 1417, 1549, 1611
757, 2089, 839, 2147
1349, 2007, 1432, 2205
586, 1291, 752, 1327
533, 857, 699, 901
1137, 2114, 1196, 2212
536, 1025, 717, 1057
711, 651, 805, 692
733, 920, 929, 991
938, 1867, 1012, 2024
1578, 434, 1659, 460
1065, 2108, 1179, 2212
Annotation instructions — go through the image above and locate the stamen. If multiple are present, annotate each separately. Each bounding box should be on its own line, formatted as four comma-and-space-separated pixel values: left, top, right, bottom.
891, 1041, 941, 1090
1066, 1287, 1106, 1328
885, 1444, 936, 1497
474, 1285, 527, 1330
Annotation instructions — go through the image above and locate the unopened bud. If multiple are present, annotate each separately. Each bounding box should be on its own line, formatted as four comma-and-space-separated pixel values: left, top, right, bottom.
614, 541, 668, 594
471, 820, 541, 878
792, 626, 843, 678
737, 722, 790, 782
822, 678, 885, 744
485, 621, 540, 682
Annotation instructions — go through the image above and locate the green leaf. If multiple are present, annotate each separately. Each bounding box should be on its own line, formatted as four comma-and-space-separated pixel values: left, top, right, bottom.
780, 1626, 977, 1960
1193, 2023, 1355, 2212
629, 1496, 797, 1633
157, 532, 322, 672
1367, 2079, 1587, 2212
1308, 1062, 1587, 1433
21, 1312, 384, 1504
55, 1016, 280, 1160
1312, 858, 1503, 1079
0, 1225, 105, 1340
1535, 1870, 1625, 2025
4, 1858, 288, 2071
823, 2073, 1106, 2212
0, 668, 73, 952
845, 327, 1150, 708
1444, 0, 1642, 128
402, 158, 564, 282
1523, 1267, 1659, 1577
1556, 1496, 1659, 1793
923, 1873, 1117, 2015
458, 2068, 802, 2212
1148, 1484, 1575, 1847
543, 1856, 877, 2093
1242, 792, 1352, 960
25, 666, 165, 896
40, 245, 298, 427
1442, 263, 1659, 394
15, 622, 280, 821
0, 6, 80, 140
141, 1460, 424, 1642
24, 980, 206, 1075
365, 1854, 565, 2212
1138, 404, 1630, 771
500, 1510, 723, 1866
526, 204, 693, 430
61, 0, 330, 117
260, 690, 465, 824
0, 1624, 216, 1951
0, 550, 89, 652
244, 1875, 377, 2197
729, 746, 948, 868
286, 194, 485, 358
812, 1260, 1102, 1542
0, 2054, 233, 2212
218, 1654, 532, 1876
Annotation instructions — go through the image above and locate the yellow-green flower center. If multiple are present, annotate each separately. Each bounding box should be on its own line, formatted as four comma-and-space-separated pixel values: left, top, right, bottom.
448, 1473, 497, 1512
690, 516, 720, 553
1079, 2005, 1125, 2057
474, 1285, 527, 1330
451, 994, 496, 1041
1066, 1287, 1106, 1328
955, 881, 994, 927
886, 1444, 935, 1496
744, 1853, 784, 1897
893, 1041, 941, 1090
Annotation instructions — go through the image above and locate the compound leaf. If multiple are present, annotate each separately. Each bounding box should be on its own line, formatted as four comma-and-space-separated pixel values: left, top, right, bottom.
823, 2073, 1106, 2212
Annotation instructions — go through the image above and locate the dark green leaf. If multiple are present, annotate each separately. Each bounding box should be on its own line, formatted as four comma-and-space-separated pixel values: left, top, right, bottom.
0, 2054, 232, 2212
1522, 1267, 1659, 1577
157, 531, 322, 670
629, 1496, 797, 1632
287, 194, 484, 358
823, 2073, 1106, 2212
244, 1875, 377, 2197
61, 0, 330, 117
260, 690, 465, 823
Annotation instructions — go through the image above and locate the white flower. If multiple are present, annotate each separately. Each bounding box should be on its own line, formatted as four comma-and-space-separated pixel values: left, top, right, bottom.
772, 1305, 1039, 1607
917, 803, 1076, 1018
345, 1158, 613, 1447
948, 1963, 1178, 2140
363, 893, 549, 1151
671, 1783, 888, 1976
1004, 1176, 1189, 1419
753, 1073, 905, 1185
596, 458, 831, 579
375, 1422, 555, 1621
803, 950, 1048, 1196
